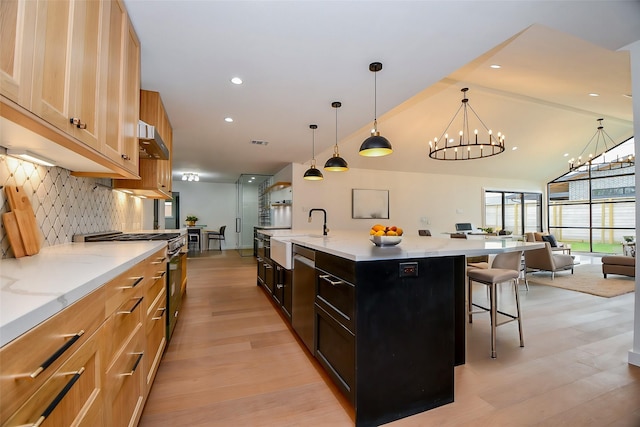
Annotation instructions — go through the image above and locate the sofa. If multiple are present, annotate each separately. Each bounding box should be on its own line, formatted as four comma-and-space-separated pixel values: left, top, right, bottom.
601, 255, 635, 278
524, 242, 575, 279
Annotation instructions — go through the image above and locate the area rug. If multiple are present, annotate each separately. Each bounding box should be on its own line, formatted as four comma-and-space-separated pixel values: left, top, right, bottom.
526, 263, 636, 298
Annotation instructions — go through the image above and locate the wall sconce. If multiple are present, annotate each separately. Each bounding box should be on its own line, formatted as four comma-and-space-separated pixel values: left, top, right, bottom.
5, 148, 56, 167
182, 172, 200, 182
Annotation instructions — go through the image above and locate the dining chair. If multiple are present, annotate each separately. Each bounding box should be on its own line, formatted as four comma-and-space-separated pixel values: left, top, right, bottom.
467, 250, 524, 358
187, 228, 200, 251
207, 225, 226, 250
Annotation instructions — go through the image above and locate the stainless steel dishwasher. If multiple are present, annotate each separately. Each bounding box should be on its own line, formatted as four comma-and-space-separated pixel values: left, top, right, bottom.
292, 244, 316, 353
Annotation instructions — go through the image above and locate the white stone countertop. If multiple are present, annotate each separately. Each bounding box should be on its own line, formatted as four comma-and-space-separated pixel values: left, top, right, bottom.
263, 230, 544, 261
0, 241, 167, 347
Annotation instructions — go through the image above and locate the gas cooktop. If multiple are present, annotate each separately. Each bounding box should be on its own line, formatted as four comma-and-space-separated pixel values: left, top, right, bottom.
73, 231, 181, 242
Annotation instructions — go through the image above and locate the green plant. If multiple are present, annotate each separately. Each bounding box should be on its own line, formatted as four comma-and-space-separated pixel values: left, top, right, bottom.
186, 215, 198, 222
480, 227, 494, 233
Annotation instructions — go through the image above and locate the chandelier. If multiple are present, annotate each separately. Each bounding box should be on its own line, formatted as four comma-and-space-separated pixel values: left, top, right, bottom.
428, 88, 505, 161
182, 172, 200, 181
569, 118, 634, 172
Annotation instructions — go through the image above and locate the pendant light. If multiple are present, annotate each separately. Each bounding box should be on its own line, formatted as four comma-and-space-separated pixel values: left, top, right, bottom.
303, 124, 324, 180
359, 62, 392, 157
324, 101, 349, 171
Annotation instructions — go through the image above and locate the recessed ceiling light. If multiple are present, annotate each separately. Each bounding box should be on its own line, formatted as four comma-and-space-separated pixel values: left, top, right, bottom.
589, 93, 599, 97
490, 64, 501, 69
563, 153, 569, 157
224, 117, 233, 123
231, 77, 243, 85
511, 146, 517, 151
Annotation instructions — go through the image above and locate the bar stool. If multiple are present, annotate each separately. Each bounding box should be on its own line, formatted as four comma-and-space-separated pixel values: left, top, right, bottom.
467, 250, 524, 358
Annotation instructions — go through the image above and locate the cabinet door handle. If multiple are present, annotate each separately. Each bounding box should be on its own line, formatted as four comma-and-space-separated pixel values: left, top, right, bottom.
276, 284, 284, 289
151, 257, 167, 264
264, 263, 272, 269
27, 330, 85, 379
319, 274, 344, 286
152, 307, 166, 320
121, 154, 131, 160
256, 257, 263, 262
32, 366, 86, 426
117, 297, 143, 315
69, 117, 86, 129
121, 352, 144, 376
121, 276, 144, 289
152, 271, 166, 279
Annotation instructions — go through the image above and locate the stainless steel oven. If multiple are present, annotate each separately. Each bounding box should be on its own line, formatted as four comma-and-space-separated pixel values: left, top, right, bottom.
73, 231, 186, 343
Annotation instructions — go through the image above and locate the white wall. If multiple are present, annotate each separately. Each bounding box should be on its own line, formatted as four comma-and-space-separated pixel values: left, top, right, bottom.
290, 163, 544, 236
172, 181, 237, 249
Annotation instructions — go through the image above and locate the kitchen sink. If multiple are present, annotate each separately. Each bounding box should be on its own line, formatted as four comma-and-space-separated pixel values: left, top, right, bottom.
270, 238, 293, 269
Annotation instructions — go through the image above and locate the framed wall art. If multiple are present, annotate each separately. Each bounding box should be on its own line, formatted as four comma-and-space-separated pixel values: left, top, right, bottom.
352, 189, 389, 219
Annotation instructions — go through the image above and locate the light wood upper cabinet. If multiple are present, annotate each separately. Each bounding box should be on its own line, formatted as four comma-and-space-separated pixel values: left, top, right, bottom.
100, 0, 139, 175
114, 89, 173, 199
30, 0, 105, 150
0, 0, 36, 107
0, 0, 141, 179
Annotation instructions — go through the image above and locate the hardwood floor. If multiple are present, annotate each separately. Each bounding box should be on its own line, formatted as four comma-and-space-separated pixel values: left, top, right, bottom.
140, 250, 640, 426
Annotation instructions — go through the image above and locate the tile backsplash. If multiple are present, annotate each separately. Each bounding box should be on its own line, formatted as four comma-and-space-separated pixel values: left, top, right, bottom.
1, 155, 143, 259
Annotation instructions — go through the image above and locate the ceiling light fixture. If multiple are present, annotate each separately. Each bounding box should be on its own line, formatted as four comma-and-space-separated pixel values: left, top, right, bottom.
224, 117, 233, 123
324, 101, 348, 172
428, 87, 505, 161
6, 149, 56, 167
568, 118, 634, 171
359, 62, 392, 157
303, 124, 323, 181
182, 172, 200, 182
231, 77, 243, 85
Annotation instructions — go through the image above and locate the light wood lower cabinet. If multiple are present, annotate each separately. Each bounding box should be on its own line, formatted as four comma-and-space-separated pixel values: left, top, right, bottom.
0, 287, 105, 423
2, 328, 104, 427
0, 247, 168, 427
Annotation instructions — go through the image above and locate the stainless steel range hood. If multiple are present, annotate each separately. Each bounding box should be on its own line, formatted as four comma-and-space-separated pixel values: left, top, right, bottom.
138, 120, 169, 160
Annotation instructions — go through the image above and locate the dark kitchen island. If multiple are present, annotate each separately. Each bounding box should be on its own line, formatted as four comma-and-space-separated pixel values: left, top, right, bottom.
258, 231, 542, 426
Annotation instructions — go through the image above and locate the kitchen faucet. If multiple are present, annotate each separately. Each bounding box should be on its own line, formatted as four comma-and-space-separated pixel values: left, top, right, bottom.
308, 208, 329, 236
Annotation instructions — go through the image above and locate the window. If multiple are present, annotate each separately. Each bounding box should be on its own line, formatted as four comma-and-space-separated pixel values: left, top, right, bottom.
548, 137, 635, 253
484, 190, 542, 235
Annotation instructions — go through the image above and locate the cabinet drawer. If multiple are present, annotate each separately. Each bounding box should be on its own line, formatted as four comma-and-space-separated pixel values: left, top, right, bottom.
3, 328, 103, 427
105, 326, 145, 427
315, 304, 355, 404
315, 268, 355, 333
144, 286, 166, 391
0, 287, 104, 424
103, 293, 144, 367
104, 260, 148, 316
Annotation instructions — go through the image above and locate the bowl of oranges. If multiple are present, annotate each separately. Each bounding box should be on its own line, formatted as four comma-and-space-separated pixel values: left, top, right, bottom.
369, 224, 403, 247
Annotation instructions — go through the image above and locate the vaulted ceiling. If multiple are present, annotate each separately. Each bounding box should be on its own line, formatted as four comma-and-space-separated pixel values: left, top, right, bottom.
123, 1, 640, 184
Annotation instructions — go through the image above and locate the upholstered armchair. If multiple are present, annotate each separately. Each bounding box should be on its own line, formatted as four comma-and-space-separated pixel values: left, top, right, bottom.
524, 242, 574, 279
524, 232, 571, 254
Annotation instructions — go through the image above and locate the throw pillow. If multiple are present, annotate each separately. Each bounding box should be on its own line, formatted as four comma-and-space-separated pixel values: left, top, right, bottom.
542, 234, 559, 247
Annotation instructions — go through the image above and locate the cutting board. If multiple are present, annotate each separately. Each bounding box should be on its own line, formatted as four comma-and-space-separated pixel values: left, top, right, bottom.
4, 186, 40, 255
2, 212, 27, 258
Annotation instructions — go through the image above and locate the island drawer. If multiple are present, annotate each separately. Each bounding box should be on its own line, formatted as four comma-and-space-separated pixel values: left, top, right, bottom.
315, 304, 355, 404
315, 267, 355, 334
